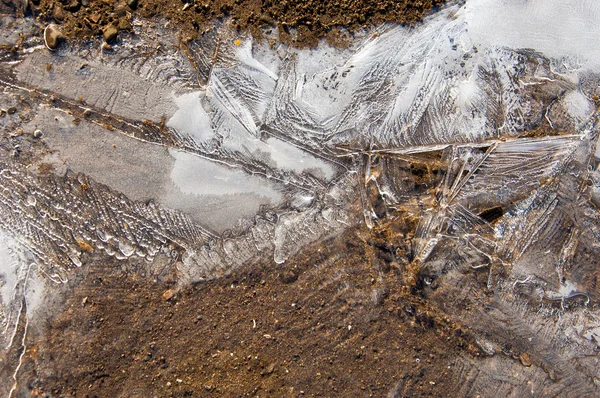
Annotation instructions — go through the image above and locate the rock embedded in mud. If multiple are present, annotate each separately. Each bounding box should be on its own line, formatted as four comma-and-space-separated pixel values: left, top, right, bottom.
103, 24, 118, 43
44, 24, 65, 50
118, 18, 132, 31
519, 352, 532, 367
52, 4, 66, 22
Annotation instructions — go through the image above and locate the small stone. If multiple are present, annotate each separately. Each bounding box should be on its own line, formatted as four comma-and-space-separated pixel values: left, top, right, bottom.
127, 0, 138, 9
101, 42, 113, 51
52, 4, 66, 22
80, 0, 89, 6
44, 24, 64, 51
261, 362, 276, 375
519, 352, 532, 367
161, 289, 175, 301
89, 13, 101, 24
103, 24, 118, 43
7, 107, 17, 115
33, 129, 42, 138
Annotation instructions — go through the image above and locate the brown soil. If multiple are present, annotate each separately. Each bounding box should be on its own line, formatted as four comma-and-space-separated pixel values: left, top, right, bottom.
21, 227, 480, 397
9, 0, 446, 47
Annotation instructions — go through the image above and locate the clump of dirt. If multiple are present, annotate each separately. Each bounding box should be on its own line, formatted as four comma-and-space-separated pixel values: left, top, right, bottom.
21, 227, 480, 397
16, 0, 446, 47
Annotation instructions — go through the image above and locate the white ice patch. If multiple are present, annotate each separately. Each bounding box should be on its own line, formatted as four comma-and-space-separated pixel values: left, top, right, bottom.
465, 0, 600, 71
563, 90, 594, 121
235, 40, 279, 81
167, 92, 214, 142
168, 0, 600, 183
263, 137, 334, 179
169, 149, 282, 201
0, 235, 18, 318
0, 233, 44, 349
168, 84, 336, 179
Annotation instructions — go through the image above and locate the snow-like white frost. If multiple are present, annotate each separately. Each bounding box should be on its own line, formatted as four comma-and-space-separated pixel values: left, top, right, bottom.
563, 90, 594, 121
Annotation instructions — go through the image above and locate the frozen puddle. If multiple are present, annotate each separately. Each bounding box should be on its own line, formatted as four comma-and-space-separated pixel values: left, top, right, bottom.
165, 149, 283, 231
2, 0, 600, 395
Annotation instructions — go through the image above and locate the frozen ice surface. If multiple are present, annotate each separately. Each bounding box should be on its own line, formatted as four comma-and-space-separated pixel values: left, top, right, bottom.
466, 0, 600, 71
1, 0, 600, 395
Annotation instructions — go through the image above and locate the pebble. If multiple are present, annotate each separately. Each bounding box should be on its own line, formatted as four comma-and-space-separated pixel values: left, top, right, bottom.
519, 352, 532, 367
261, 362, 276, 375
127, 0, 138, 9
33, 129, 42, 138
52, 4, 66, 22
103, 25, 118, 43
161, 289, 175, 301
80, 0, 89, 6
44, 24, 65, 51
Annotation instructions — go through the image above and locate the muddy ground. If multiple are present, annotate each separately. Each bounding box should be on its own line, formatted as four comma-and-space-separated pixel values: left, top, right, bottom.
19, 226, 481, 397
4, 0, 446, 47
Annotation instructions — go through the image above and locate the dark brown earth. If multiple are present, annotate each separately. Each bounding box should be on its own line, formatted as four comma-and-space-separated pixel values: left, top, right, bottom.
20, 226, 482, 397
5, 0, 446, 47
